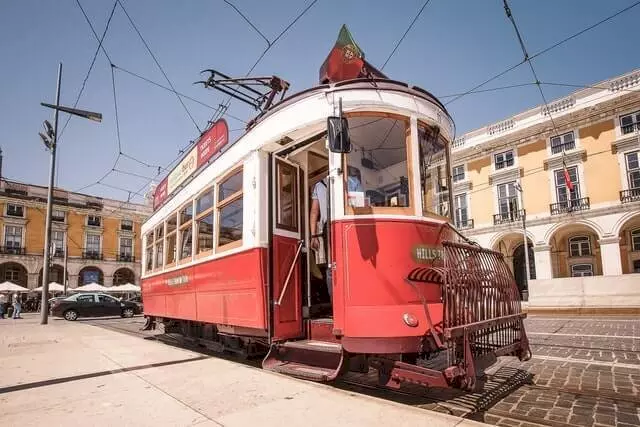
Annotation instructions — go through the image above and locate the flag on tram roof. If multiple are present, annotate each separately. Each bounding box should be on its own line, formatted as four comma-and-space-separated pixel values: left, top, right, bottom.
319, 25, 387, 84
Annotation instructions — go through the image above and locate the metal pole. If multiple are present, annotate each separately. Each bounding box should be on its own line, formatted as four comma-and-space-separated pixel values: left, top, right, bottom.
517, 184, 531, 289
63, 242, 68, 296
40, 62, 62, 325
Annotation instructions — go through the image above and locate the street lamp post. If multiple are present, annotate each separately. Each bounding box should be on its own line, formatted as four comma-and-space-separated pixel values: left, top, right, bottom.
514, 183, 530, 299
39, 62, 102, 324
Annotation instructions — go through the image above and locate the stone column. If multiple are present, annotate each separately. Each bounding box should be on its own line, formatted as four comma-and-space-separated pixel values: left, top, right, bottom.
599, 236, 623, 276
533, 245, 553, 280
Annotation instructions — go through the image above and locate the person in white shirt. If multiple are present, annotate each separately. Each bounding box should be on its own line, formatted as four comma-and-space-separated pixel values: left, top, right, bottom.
310, 177, 331, 302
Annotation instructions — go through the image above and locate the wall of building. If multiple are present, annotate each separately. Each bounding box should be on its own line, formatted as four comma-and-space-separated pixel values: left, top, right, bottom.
467, 156, 492, 225
518, 139, 549, 216
580, 119, 620, 205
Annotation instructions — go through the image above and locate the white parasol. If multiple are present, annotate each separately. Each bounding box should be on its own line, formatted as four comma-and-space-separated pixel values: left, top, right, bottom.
72, 282, 108, 292
0, 281, 29, 292
33, 282, 65, 293
109, 283, 141, 293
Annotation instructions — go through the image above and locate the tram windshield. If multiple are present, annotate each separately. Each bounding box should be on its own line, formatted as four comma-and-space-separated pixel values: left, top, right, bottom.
344, 115, 412, 211
343, 114, 448, 216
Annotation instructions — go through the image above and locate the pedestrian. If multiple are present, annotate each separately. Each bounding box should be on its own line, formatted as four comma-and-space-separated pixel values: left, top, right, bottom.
12, 293, 21, 319
309, 175, 332, 303
0, 293, 6, 319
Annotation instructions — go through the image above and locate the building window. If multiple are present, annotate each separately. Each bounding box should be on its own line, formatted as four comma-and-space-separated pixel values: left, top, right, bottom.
620, 110, 640, 134
87, 215, 101, 227
497, 182, 519, 219
554, 166, 580, 205
550, 131, 575, 154
85, 233, 101, 257
5, 267, 21, 282
276, 161, 298, 231
52, 209, 65, 222
179, 203, 193, 261
154, 224, 164, 269
569, 236, 591, 257
571, 263, 593, 277
494, 150, 514, 170
631, 229, 640, 252
4, 225, 23, 249
195, 189, 214, 255
121, 219, 133, 231
120, 237, 133, 261
52, 231, 65, 257
452, 165, 465, 183
217, 169, 243, 249
437, 192, 449, 217
454, 193, 468, 227
6, 204, 24, 218
166, 214, 177, 265
626, 152, 640, 190
634, 260, 640, 273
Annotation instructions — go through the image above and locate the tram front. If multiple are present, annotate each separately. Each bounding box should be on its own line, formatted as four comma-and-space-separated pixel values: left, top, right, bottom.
325, 91, 529, 390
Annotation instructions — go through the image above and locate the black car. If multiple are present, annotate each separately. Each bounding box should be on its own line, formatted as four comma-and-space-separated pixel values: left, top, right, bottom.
51, 293, 141, 321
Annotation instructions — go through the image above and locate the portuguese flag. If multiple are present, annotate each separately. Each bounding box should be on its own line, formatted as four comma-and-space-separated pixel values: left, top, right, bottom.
319, 25, 366, 83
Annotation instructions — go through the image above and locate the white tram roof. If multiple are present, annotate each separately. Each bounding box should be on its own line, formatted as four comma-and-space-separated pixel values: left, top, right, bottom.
142, 78, 455, 234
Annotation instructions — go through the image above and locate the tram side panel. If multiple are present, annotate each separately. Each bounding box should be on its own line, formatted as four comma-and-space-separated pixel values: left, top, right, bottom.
332, 218, 447, 351
141, 247, 268, 330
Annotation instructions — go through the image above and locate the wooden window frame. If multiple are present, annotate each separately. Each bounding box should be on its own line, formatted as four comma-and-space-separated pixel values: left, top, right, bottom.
195, 186, 215, 259
275, 159, 299, 232
343, 112, 414, 216
165, 212, 178, 268
177, 200, 195, 265
417, 119, 451, 221
153, 224, 165, 271
568, 235, 591, 257
216, 167, 243, 252
144, 232, 153, 274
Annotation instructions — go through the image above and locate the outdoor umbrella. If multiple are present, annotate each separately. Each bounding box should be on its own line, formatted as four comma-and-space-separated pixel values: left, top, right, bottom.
110, 283, 141, 293
33, 282, 65, 293
73, 282, 108, 292
0, 281, 29, 292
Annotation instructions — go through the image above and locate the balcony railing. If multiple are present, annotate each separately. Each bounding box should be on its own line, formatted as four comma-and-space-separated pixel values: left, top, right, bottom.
82, 250, 103, 260
117, 254, 135, 263
621, 188, 640, 204
621, 122, 640, 135
550, 197, 590, 215
0, 246, 26, 255
456, 218, 474, 230
493, 210, 525, 225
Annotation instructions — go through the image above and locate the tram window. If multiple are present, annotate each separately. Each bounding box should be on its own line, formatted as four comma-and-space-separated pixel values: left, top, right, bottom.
166, 214, 177, 233
153, 225, 164, 270
179, 224, 193, 260
417, 122, 447, 216
344, 115, 411, 210
276, 160, 298, 231
180, 203, 193, 223
166, 232, 177, 265
217, 168, 243, 250
145, 233, 153, 272
196, 189, 215, 255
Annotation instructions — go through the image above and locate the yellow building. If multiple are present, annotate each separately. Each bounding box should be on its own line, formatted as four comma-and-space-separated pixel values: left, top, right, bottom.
447, 69, 640, 297
0, 179, 151, 289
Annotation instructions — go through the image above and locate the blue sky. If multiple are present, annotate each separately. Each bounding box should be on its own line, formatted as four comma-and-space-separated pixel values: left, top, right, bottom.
1, 0, 638, 202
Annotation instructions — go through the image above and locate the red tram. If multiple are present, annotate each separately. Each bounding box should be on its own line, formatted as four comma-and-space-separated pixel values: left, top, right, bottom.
141, 27, 530, 391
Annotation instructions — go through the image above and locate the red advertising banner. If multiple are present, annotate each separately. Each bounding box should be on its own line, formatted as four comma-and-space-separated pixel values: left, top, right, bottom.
152, 119, 229, 210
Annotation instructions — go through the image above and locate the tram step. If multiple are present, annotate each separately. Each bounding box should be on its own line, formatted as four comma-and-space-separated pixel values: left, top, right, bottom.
262, 339, 344, 383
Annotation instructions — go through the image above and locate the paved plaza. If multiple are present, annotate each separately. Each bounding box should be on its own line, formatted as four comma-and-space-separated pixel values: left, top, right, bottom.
2, 313, 639, 427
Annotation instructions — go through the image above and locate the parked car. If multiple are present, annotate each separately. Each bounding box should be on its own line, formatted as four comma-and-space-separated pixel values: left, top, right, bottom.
51, 293, 141, 321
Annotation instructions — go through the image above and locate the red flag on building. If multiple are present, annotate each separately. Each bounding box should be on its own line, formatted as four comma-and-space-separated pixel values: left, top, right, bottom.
319, 25, 366, 83
563, 164, 574, 191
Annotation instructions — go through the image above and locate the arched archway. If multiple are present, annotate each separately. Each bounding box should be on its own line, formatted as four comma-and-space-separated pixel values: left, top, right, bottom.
548, 222, 603, 278
38, 264, 65, 286
617, 212, 640, 274
113, 268, 135, 286
77, 266, 104, 286
492, 233, 535, 300
0, 262, 28, 288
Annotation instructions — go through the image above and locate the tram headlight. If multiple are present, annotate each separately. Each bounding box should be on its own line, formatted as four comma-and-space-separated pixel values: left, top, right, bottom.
402, 313, 419, 328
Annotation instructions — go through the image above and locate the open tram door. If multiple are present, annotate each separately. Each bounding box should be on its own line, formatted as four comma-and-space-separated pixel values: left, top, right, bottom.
270, 156, 304, 341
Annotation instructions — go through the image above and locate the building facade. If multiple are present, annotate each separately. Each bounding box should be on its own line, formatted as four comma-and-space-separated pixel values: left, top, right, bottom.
443, 69, 640, 297
0, 179, 151, 290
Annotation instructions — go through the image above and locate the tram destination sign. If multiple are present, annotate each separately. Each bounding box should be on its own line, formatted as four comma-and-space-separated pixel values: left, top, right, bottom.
153, 119, 229, 210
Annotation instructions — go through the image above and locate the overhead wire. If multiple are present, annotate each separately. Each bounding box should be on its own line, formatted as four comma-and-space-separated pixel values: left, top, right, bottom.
381, 0, 432, 70
445, 0, 640, 106
116, 0, 202, 133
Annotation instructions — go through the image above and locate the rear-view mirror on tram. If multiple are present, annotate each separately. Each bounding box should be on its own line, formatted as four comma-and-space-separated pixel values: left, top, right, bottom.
327, 116, 351, 153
